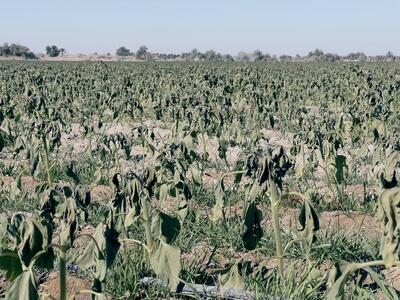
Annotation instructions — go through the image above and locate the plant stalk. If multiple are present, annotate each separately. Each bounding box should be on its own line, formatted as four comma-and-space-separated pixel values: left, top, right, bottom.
42, 134, 52, 186
141, 196, 153, 250
269, 181, 283, 275
59, 246, 67, 300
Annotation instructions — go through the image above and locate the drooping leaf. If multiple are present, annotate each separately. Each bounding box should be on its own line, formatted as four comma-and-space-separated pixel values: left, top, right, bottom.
177, 197, 189, 222
220, 264, 245, 290
190, 165, 202, 186
151, 210, 181, 244
124, 207, 140, 228
210, 178, 225, 222
364, 267, 397, 300
334, 155, 347, 184
72, 222, 119, 283
0, 248, 23, 281
58, 197, 78, 247
0, 215, 8, 242
0, 131, 4, 153
72, 223, 105, 271
303, 267, 323, 296
376, 187, 400, 267
327, 261, 357, 300
65, 161, 81, 185
7, 213, 25, 246
158, 183, 169, 206
298, 197, 320, 245
149, 240, 181, 291
381, 151, 400, 188
242, 202, 263, 250
17, 219, 52, 268
5, 269, 39, 300
39, 189, 58, 223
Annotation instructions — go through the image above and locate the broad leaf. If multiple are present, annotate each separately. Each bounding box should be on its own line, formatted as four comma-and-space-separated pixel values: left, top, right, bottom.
298, 198, 320, 245
5, 269, 38, 300
149, 240, 181, 291
0, 249, 23, 281
210, 179, 225, 222
334, 155, 347, 184
220, 264, 245, 290
242, 202, 263, 250
151, 210, 181, 244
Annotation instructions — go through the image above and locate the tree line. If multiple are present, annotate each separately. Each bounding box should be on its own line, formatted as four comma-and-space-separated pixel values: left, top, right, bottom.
0, 42, 398, 62
116, 46, 399, 62
0, 43, 66, 59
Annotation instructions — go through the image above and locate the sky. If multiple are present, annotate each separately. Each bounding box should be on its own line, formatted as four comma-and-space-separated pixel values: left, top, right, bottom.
1, 0, 399, 56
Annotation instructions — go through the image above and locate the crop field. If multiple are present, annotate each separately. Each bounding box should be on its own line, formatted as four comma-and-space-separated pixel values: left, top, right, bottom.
1, 61, 400, 299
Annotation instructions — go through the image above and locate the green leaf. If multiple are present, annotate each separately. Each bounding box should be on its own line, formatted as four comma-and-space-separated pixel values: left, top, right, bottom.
58, 197, 78, 247
242, 202, 263, 250
334, 155, 347, 184
5, 269, 39, 300
376, 186, 400, 267
72, 223, 105, 271
381, 151, 400, 188
298, 197, 320, 245
72, 222, 119, 283
220, 264, 245, 290
177, 197, 189, 222
151, 210, 181, 244
327, 261, 356, 300
149, 240, 181, 291
0, 249, 23, 281
7, 213, 25, 245
126, 179, 140, 204
17, 219, 51, 268
303, 267, 323, 296
124, 207, 139, 228
158, 183, 169, 206
65, 161, 81, 185
190, 165, 202, 186
0, 216, 7, 242
364, 267, 397, 300
0, 131, 4, 153
210, 179, 225, 222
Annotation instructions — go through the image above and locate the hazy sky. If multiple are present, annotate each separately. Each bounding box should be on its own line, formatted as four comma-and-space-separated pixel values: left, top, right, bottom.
1, 0, 399, 55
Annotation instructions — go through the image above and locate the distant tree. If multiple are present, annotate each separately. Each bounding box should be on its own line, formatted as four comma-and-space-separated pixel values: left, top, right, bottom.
23, 51, 37, 59
253, 50, 264, 62
375, 55, 386, 61
60, 48, 66, 56
306, 48, 326, 61
237, 51, 250, 62
46, 45, 61, 57
198, 52, 207, 61
0, 43, 37, 59
222, 54, 234, 62
262, 53, 273, 62
116, 46, 131, 56
181, 52, 190, 60
204, 49, 217, 61
346, 52, 367, 61
189, 48, 199, 60
386, 51, 395, 61
323, 53, 340, 62
136, 45, 148, 59
308, 48, 324, 58
279, 54, 292, 62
